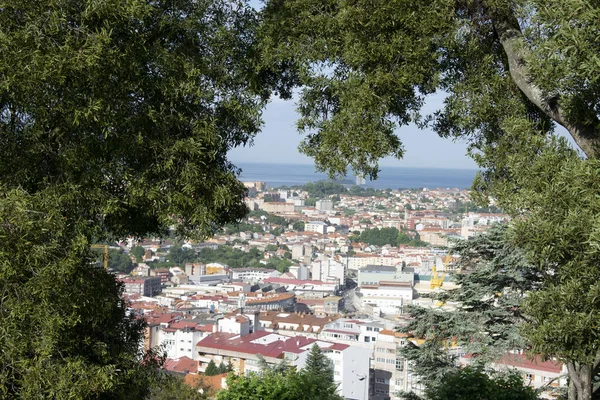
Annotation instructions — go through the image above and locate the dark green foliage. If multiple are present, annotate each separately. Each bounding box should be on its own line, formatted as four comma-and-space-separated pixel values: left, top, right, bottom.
301, 181, 346, 198
304, 198, 317, 207
0, 0, 293, 398
197, 246, 292, 273
292, 221, 305, 231
399, 224, 539, 392
0, 187, 158, 398
168, 245, 197, 266
476, 136, 600, 398
203, 358, 233, 376
148, 373, 209, 400
348, 186, 386, 197
204, 360, 219, 376
0, 0, 280, 240
265, 214, 289, 226
341, 207, 357, 217
418, 366, 538, 400
351, 227, 427, 247
397, 232, 429, 247
263, 194, 281, 202
217, 346, 342, 400
216, 369, 306, 400
107, 248, 134, 273
301, 344, 339, 399
131, 246, 146, 263
270, 227, 284, 237
352, 227, 401, 246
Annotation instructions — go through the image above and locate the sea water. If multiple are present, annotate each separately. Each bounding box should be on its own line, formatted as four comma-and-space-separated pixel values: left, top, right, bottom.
235, 162, 478, 190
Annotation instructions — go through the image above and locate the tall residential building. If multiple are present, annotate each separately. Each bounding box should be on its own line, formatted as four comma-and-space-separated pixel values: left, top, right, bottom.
311, 257, 346, 287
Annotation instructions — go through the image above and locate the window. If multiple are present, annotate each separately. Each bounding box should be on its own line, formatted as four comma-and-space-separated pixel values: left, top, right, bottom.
396, 358, 404, 371
364, 337, 370, 342
366, 327, 373, 331
525, 373, 534, 381
375, 378, 386, 384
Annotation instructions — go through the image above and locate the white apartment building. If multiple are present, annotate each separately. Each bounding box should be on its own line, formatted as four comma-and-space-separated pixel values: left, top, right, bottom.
320, 318, 386, 346
289, 264, 309, 280
311, 257, 346, 286
346, 255, 404, 271
231, 268, 280, 282
306, 221, 328, 234
359, 281, 413, 316
373, 329, 423, 399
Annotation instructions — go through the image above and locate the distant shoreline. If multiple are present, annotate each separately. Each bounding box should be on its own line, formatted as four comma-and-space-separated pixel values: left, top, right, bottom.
234, 162, 478, 190
233, 160, 479, 173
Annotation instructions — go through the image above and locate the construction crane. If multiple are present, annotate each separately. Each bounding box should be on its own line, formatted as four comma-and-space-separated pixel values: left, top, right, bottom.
91, 244, 109, 270
430, 253, 451, 290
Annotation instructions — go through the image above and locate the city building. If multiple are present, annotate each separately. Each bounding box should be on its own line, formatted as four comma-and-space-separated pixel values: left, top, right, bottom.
358, 265, 414, 287
231, 268, 280, 282
196, 330, 370, 399
288, 264, 309, 280
373, 329, 421, 399
121, 276, 162, 296
315, 199, 334, 211
359, 281, 413, 316
305, 221, 328, 234
150, 268, 170, 283
311, 257, 346, 287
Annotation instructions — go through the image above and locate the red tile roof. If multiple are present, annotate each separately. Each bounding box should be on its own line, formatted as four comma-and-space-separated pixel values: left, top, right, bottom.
495, 354, 563, 374
164, 356, 199, 374
196, 331, 348, 359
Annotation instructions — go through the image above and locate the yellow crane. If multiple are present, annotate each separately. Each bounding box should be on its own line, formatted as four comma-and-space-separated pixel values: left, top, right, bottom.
430, 253, 451, 290
91, 244, 109, 270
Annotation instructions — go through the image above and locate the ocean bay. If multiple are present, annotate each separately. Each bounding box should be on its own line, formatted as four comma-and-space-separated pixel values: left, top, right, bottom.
235, 162, 478, 190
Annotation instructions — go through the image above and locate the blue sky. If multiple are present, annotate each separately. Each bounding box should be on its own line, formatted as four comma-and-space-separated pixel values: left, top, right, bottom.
228, 92, 479, 169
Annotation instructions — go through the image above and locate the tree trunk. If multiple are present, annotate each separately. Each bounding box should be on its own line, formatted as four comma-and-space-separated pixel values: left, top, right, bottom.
566, 362, 594, 400
489, 6, 600, 158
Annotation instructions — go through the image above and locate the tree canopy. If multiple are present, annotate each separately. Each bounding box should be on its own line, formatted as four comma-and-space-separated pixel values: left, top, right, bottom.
259, 0, 600, 178
423, 366, 538, 400
0, 0, 290, 397
351, 227, 428, 247
4, 0, 600, 398
259, 1, 600, 399
217, 345, 342, 400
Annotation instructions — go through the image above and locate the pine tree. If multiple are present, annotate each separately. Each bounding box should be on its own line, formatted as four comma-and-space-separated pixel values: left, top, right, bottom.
204, 360, 219, 376
399, 224, 541, 394
300, 344, 340, 400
